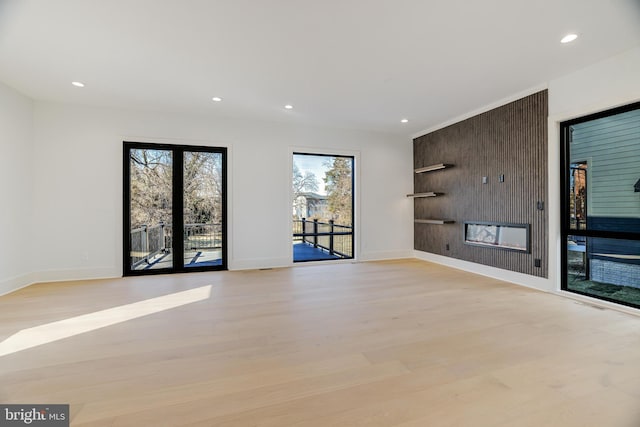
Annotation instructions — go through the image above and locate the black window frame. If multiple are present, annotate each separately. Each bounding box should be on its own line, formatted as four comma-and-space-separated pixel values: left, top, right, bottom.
123, 141, 227, 276
560, 101, 640, 309
292, 152, 355, 262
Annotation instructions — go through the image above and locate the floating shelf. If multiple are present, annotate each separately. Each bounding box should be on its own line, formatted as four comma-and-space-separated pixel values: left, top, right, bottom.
414, 163, 452, 174
414, 219, 455, 224
406, 192, 443, 198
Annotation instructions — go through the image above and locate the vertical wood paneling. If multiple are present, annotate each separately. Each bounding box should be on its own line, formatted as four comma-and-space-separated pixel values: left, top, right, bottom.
413, 91, 548, 277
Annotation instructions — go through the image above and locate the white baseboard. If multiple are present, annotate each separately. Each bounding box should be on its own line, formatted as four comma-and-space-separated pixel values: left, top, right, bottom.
2, 252, 556, 298
0, 272, 38, 297
358, 250, 414, 262
35, 267, 120, 284
413, 250, 553, 292
229, 257, 292, 271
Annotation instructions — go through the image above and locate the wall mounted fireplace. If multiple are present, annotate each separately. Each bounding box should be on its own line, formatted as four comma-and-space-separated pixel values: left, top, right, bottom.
464, 222, 530, 253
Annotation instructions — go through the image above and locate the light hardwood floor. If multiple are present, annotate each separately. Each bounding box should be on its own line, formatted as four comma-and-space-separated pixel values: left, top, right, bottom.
1, 259, 639, 426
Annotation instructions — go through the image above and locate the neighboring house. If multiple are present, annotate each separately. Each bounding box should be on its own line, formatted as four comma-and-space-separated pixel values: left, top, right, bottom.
570, 108, 640, 288
293, 192, 329, 219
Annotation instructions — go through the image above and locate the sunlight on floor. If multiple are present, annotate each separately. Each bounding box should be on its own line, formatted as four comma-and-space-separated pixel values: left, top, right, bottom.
0, 285, 212, 357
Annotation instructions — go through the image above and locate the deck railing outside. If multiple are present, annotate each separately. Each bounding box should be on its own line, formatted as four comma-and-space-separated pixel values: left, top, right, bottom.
130, 222, 221, 267
184, 223, 222, 250
130, 223, 171, 267
293, 218, 353, 258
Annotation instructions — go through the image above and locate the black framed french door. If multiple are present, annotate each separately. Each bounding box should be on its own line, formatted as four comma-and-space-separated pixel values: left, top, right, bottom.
560, 102, 640, 309
123, 141, 227, 275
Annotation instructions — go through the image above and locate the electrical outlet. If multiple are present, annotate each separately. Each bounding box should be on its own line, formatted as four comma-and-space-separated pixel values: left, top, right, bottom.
534, 258, 541, 268
499, 174, 505, 183
482, 176, 488, 184
446, 243, 450, 251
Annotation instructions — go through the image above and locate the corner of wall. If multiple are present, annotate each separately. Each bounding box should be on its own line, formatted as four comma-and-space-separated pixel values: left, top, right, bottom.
0, 273, 38, 297
0, 81, 36, 297
35, 268, 121, 284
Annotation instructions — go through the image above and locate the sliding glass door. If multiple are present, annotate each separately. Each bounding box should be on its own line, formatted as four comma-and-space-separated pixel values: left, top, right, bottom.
560, 102, 640, 308
124, 142, 226, 275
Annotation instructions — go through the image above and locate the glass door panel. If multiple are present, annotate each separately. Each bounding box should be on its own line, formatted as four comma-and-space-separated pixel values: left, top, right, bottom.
183, 151, 224, 268
128, 148, 173, 271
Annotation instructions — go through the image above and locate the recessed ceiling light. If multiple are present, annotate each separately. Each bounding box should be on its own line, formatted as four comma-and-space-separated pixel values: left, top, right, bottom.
560, 33, 578, 44
212, 96, 223, 102
71, 81, 85, 87
284, 104, 293, 110
401, 119, 409, 123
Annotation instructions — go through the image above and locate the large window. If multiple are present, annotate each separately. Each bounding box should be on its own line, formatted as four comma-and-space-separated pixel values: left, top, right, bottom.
561, 102, 640, 308
292, 153, 354, 262
123, 142, 226, 275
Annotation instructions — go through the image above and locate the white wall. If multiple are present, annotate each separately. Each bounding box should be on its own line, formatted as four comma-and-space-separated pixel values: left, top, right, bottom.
416, 45, 640, 297
0, 81, 34, 295
31, 102, 413, 282
548, 46, 640, 120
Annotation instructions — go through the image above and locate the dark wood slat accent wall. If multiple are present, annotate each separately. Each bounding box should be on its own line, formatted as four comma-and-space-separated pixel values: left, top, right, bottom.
413, 90, 548, 277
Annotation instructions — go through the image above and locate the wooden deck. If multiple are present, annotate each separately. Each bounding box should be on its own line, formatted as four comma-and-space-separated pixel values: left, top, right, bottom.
1, 259, 639, 426
293, 241, 343, 262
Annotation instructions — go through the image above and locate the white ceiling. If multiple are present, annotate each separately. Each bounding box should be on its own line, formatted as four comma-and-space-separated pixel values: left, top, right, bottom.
1, 0, 639, 136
